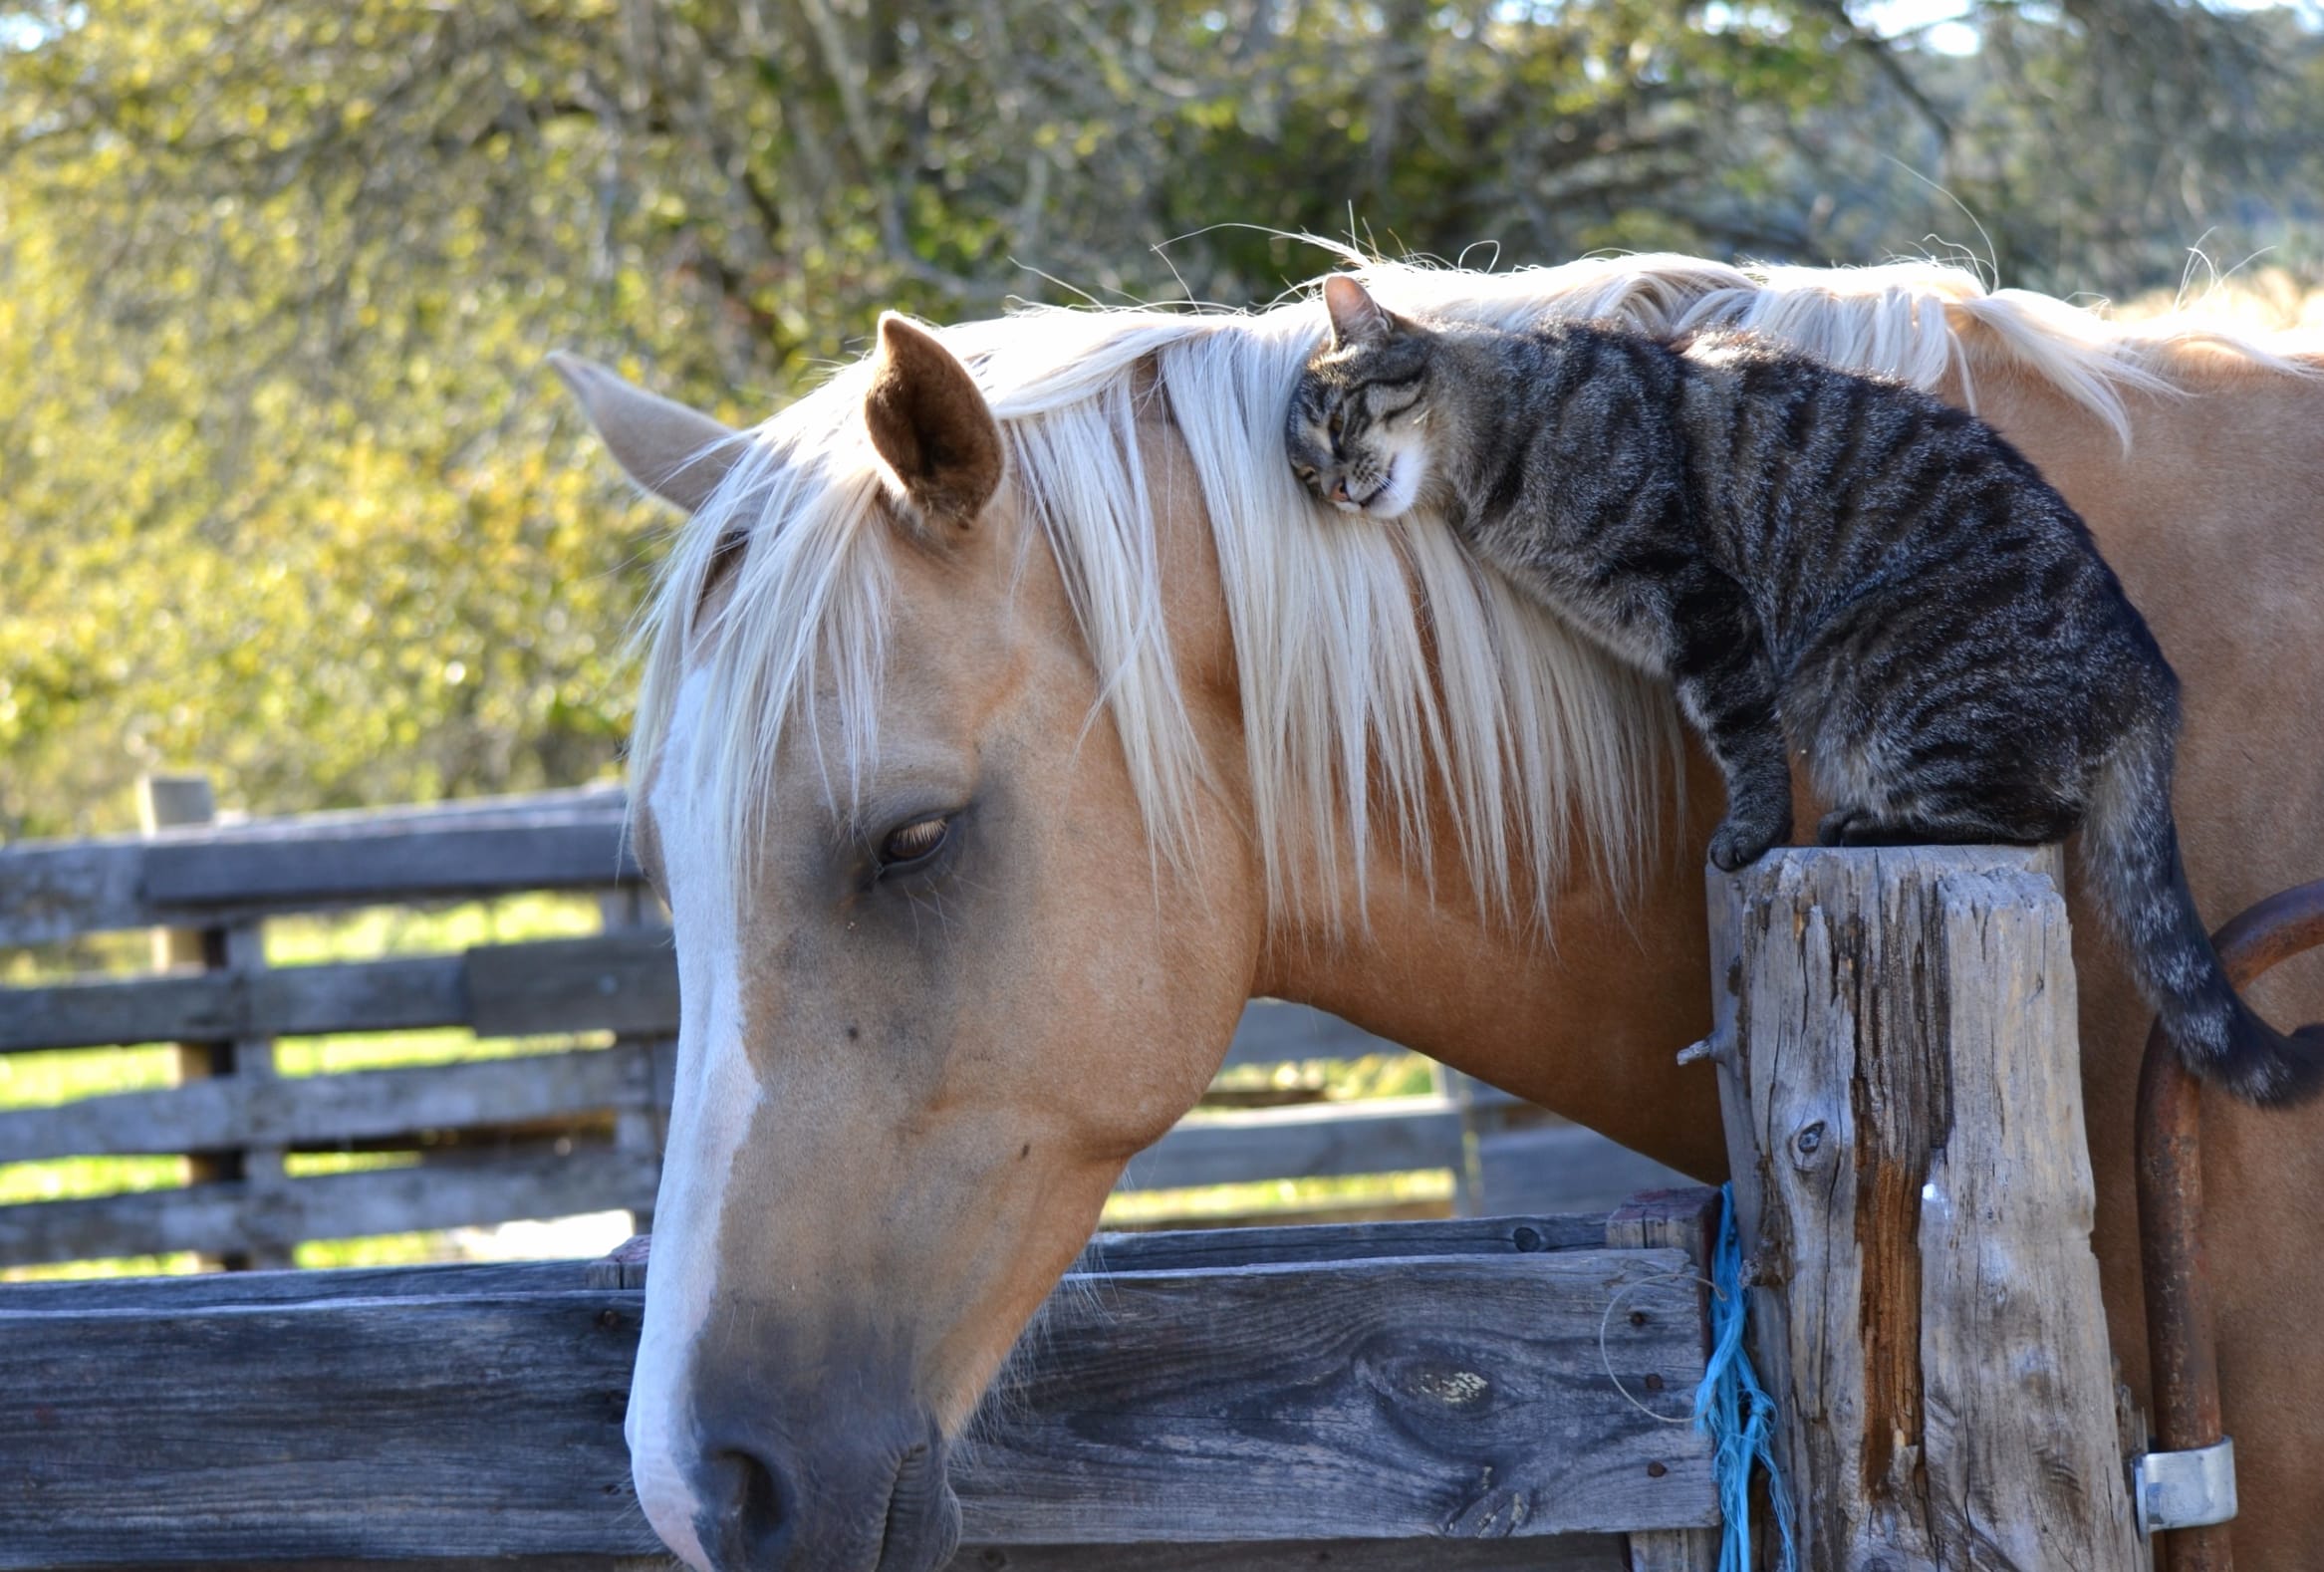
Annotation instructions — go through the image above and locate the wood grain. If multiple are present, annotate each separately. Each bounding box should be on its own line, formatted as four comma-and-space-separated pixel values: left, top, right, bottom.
1604, 1190, 1721, 1572
1706, 847, 2141, 1572
0, 1249, 1712, 1563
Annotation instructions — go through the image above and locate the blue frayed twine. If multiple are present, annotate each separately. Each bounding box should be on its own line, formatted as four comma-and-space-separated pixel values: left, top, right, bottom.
1691, 1182, 1797, 1572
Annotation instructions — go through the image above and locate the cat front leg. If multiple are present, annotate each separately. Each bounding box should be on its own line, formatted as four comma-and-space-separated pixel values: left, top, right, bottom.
1667, 576, 1793, 872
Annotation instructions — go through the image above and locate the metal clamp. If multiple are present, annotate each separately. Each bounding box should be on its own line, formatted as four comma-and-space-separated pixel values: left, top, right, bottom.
2134, 1437, 2237, 1537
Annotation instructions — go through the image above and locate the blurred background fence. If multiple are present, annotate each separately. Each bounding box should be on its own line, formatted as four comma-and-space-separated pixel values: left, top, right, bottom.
0, 775, 1684, 1276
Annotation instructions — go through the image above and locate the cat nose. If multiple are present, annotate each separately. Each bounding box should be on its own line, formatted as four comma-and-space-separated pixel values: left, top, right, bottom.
1330, 481, 1351, 502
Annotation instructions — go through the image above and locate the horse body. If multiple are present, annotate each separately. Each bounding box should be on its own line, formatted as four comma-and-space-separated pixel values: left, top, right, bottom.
562, 262, 2323, 1571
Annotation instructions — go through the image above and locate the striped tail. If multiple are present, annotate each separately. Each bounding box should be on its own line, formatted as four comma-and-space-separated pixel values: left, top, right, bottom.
2083, 719, 2324, 1106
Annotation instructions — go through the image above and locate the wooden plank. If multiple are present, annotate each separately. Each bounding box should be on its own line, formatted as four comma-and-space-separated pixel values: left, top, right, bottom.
0, 1291, 659, 1565
1118, 1096, 1463, 1190
45, 1561, 666, 1572
942, 1538, 1628, 1570
1475, 1121, 1697, 1215
590, 1209, 1619, 1291
140, 818, 638, 913
0, 1258, 593, 1312
958, 1250, 1714, 1540
7, 1206, 1632, 1309
465, 930, 677, 1038
1706, 847, 2141, 1571
46, 1545, 1624, 1572
0, 956, 468, 1053
0, 1148, 659, 1267
1082, 1209, 1611, 1271
0, 1251, 1713, 1564
1606, 1189, 1722, 1572
0, 793, 636, 945
0, 1045, 653, 1162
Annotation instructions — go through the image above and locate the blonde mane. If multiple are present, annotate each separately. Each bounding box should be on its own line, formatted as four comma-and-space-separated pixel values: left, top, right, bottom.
630, 252, 2313, 930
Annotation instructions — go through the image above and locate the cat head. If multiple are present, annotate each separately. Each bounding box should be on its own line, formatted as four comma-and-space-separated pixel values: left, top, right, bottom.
1287, 275, 1440, 519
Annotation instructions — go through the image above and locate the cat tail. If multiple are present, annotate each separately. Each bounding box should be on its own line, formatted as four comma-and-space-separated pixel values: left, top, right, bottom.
2082, 712, 2324, 1107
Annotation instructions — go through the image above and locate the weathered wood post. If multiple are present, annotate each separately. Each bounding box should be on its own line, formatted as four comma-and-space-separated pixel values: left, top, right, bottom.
1704, 846, 2143, 1571
138, 773, 292, 1271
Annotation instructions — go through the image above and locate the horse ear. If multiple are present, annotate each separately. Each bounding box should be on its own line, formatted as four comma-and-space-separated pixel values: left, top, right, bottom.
549, 353, 740, 515
863, 314, 1003, 526
1323, 274, 1398, 348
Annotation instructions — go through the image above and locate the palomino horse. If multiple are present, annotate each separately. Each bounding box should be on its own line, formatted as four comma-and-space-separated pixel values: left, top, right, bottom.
555, 255, 2324, 1572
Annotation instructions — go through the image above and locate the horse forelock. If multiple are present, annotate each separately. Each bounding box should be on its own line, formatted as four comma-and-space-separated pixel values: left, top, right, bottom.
625, 248, 2311, 932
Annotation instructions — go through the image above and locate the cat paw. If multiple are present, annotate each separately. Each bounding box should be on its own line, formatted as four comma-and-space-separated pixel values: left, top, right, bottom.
1707, 820, 1780, 872
1815, 807, 1867, 846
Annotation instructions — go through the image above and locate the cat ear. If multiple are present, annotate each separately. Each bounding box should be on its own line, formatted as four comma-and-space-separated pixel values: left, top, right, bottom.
1323, 274, 1399, 348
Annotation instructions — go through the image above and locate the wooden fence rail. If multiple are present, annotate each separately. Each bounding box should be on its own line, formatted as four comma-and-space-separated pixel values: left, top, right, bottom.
0, 1193, 1724, 1570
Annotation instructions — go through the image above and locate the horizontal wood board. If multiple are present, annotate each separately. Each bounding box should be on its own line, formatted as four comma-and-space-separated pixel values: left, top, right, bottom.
581, 1209, 1624, 1290
0, 1149, 660, 1267
938, 1538, 1631, 1570
39, 1538, 1626, 1572
0, 790, 636, 945
0, 1045, 654, 1163
0, 1249, 1712, 1564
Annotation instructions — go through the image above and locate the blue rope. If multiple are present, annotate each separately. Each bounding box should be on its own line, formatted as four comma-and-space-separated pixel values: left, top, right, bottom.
1690, 1183, 1797, 1572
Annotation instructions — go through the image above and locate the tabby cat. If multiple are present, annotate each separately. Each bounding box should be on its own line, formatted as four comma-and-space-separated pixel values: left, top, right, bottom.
1287, 273, 2323, 1106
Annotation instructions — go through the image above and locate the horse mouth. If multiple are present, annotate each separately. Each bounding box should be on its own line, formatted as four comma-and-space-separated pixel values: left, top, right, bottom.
873, 1440, 959, 1572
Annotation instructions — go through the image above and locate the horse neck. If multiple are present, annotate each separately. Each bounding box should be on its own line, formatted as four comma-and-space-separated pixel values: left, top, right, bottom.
1243, 738, 1730, 1178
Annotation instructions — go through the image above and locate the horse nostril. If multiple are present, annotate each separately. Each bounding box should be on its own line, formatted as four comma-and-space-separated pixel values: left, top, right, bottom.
699, 1444, 793, 1564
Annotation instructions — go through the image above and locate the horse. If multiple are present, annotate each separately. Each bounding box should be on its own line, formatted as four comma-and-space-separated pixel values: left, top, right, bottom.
553, 253, 2324, 1572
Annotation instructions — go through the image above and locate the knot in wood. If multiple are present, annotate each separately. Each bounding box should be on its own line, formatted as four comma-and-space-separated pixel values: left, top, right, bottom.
1790, 1120, 1829, 1167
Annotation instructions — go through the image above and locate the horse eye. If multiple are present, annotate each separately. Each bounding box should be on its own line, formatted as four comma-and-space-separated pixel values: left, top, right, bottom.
880, 816, 950, 868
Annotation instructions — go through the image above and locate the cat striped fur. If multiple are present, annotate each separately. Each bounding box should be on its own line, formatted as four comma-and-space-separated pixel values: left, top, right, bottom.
1290, 274, 2323, 1104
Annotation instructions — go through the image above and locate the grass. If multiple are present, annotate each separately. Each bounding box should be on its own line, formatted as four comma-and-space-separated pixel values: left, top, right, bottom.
4, 889, 1457, 1280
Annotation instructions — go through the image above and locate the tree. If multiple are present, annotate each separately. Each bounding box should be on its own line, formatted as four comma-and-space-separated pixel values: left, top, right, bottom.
1, 0, 2315, 837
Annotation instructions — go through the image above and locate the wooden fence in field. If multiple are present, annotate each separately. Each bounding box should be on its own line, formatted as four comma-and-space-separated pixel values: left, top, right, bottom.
0, 844, 2167, 1571
0, 1189, 1727, 1571
0, 780, 1682, 1272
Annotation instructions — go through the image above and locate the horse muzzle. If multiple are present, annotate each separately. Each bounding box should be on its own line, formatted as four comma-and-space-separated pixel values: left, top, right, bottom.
679, 1407, 958, 1572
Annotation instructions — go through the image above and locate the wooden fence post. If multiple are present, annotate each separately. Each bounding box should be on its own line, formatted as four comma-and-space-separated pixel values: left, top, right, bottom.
598, 884, 671, 1235
139, 774, 291, 1271
1705, 846, 2143, 1572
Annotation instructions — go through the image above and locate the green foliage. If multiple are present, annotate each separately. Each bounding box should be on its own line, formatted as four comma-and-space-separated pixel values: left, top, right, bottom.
0, 0, 2317, 836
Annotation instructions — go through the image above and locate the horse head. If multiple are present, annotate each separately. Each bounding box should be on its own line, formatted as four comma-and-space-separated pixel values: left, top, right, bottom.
558, 321, 1261, 1570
